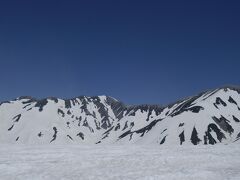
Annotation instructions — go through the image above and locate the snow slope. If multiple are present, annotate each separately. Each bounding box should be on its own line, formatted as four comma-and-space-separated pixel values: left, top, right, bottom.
0, 144, 240, 180
0, 86, 240, 145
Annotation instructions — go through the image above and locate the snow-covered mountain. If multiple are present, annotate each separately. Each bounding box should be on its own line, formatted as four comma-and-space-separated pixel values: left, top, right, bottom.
0, 86, 240, 145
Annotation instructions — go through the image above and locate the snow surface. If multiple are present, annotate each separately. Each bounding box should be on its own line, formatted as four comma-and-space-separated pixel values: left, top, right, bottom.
0, 144, 240, 180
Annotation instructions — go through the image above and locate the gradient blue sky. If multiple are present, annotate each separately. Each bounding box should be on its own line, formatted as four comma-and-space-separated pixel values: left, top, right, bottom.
0, 0, 240, 105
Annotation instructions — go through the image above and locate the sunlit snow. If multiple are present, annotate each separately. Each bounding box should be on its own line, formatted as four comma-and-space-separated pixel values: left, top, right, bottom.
0, 144, 240, 180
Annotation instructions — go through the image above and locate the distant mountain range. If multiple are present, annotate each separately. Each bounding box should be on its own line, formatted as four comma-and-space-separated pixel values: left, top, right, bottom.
1, 86, 240, 145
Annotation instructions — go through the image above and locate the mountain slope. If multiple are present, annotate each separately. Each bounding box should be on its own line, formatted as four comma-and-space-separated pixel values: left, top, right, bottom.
0, 86, 240, 145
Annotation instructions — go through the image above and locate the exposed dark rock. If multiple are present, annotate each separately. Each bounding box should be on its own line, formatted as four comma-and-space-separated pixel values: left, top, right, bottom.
76, 132, 84, 140
106, 97, 126, 120
0, 101, 11, 106
115, 123, 120, 131
146, 109, 155, 121
8, 125, 14, 131
233, 115, 240, 123
94, 119, 101, 130
66, 122, 70, 128
50, 127, 57, 143
91, 97, 113, 128
169, 92, 207, 117
78, 116, 82, 126
102, 127, 114, 140
204, 134, 208, 145
130, 122, 134, 127
204, 131, 217, 145
187, 106, 204, 113
179, 131, 185, 145
92, 112, 96, 119
102, 132, 110, 140
204, 123, 226, 145
16, 137, 19, 141
22, 99, 36, 104
72, 98, 80, 105
129, 134, 133, 140
213, 103, 219, 109
118, 130, 131, 139
165, 111, 170, 116
89, 127, 94, 133
202, 89, 219, 101
207, 124, 225, 142
82, 119, 94, 133
35, 99, 48, 112
65, 100, 72, 109
222, 86, 240, 94
48, 97, 58, 103
126, 105, 163, 118
212, 116, 234, 134
71, 99, 75, 106
161, 129, 167, 134
57, 109, 65, 117
13, 114, 21, 122
214, 97, 227, 107
237, 132, 240, 139
23, 104, 31, 109
190, 127, 201, 145
128, 111, 136, 116
101, 117, 111, 130
38, 132, 43, 137
122, 122, 128, 131
67, 135, 73, 141
118, 119, 161, 140
83, 119, 88, 127
67, 110, 71, 115
135, 119, 161, 136
179, 123, 184, 127
160, 136, 167, 145
228, 96, 237, 105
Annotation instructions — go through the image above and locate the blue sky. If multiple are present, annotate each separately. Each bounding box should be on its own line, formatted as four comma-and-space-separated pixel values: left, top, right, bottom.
0, 0, 239, 105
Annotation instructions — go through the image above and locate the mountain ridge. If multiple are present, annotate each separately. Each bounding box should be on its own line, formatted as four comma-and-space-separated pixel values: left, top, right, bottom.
0, 85, 240, 145
2, 85, 239, 108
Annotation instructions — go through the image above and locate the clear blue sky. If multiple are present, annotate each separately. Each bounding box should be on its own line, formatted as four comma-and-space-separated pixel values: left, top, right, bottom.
0, 0, 239, 105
